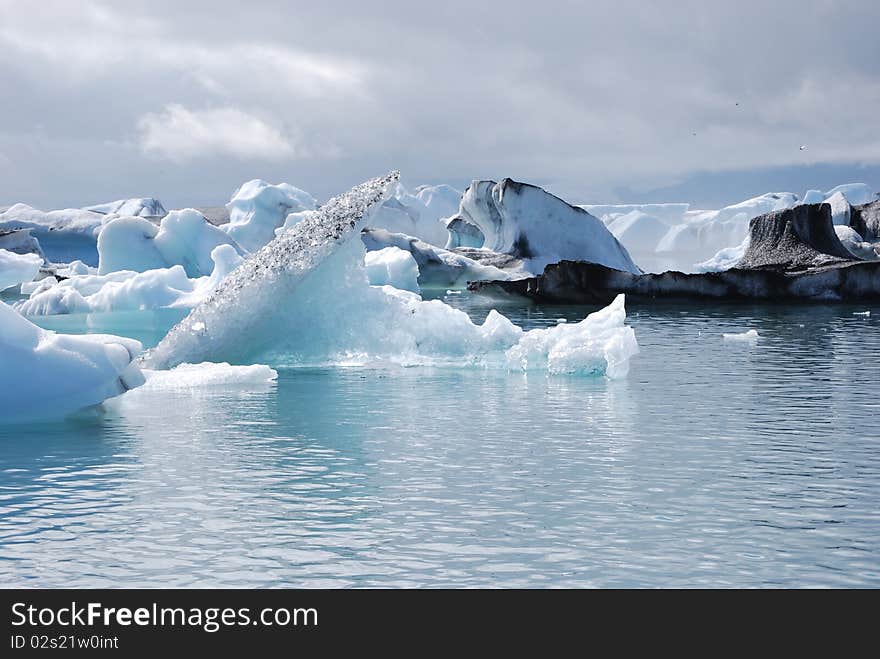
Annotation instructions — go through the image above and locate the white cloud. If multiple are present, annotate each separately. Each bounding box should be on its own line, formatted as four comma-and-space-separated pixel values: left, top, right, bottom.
136, 104, 295, 161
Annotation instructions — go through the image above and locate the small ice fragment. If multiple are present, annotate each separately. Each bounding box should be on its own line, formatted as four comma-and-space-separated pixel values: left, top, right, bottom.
140, 362, 277, 389
723, 329, 759, 342
853, 311, 871, 317
557, 318, 567, 324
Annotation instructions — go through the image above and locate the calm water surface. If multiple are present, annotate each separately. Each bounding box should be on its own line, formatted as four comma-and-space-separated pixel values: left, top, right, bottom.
1, 296, 878, 587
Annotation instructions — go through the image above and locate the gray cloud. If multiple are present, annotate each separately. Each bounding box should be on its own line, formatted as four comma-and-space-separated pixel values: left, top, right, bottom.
1, 0, 878, 209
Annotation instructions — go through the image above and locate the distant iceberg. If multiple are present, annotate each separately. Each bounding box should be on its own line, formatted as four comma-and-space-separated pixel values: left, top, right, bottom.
446, 179, 640, 274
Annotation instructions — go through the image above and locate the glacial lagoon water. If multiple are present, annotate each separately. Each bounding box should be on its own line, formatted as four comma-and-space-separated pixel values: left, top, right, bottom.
1, 295, 878, 587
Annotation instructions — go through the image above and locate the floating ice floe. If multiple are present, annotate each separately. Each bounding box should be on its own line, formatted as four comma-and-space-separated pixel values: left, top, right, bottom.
361, 228, 524, 289
84, 197, 166, 218
142, 172, 638, 377
0, 249, 42, 292
364, 182, 462, 247
0, 300, 144, 423
364, 246, 421, 293
16, 244, 243, 315
446, 179, 640, 274
220, 179, 316, 252
722, 329, 760, 342
139, 362, 278, 389
853, 310, 871, 317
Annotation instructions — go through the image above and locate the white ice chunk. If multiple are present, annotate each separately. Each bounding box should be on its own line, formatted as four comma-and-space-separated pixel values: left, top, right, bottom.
84, 198, 166, 217
722, 329, 759, 342
140, 362, 277, 389
144, 172, 639, 378
825, 191, 851, 226
97, 216, 165, 274
98, 210, 243, 276
0, 249, 42, 291
362, 228, 526, 289
364, 182, 462, 247
834, 225, 879, 261
695, 235, 750, 272
221, 179, 316, 252
447, 179, 640, 274
17, 245, 243, 315
364, 246, 421, 293
0, 300, 144, 423
823, 183, 873, 206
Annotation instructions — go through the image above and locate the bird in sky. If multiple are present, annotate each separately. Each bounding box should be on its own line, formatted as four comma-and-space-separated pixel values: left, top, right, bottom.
799, 145, 807, 150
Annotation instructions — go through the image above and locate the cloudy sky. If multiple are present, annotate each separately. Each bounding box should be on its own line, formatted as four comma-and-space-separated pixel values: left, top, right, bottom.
1, 0, 878, 209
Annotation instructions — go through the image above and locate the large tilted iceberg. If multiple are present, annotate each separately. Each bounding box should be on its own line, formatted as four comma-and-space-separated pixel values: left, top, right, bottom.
0, 300, 144, 423
142, 172, 638, 377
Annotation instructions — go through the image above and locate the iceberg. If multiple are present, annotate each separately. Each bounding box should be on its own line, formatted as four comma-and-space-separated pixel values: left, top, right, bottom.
98, 209, 244, 276
16, 245, 243, 316
221, 179, 317, 252
139, 362, 278, 389
0, 229, 45, 261
142, 172, 638, 378
446, 179, 640, 274
0, 300, 144, 423
723, 329, 759, 342
0, 249, 42, 292
654, 192, 800, 272
822, 183, 873, 206
84, 197, 166, 218
0, 204, 107, 264
361, 228, 525, 289
834, 225, 879, 261
364, 182, 462, 247
580, 203, 690, 226
364, 246, 421, 293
